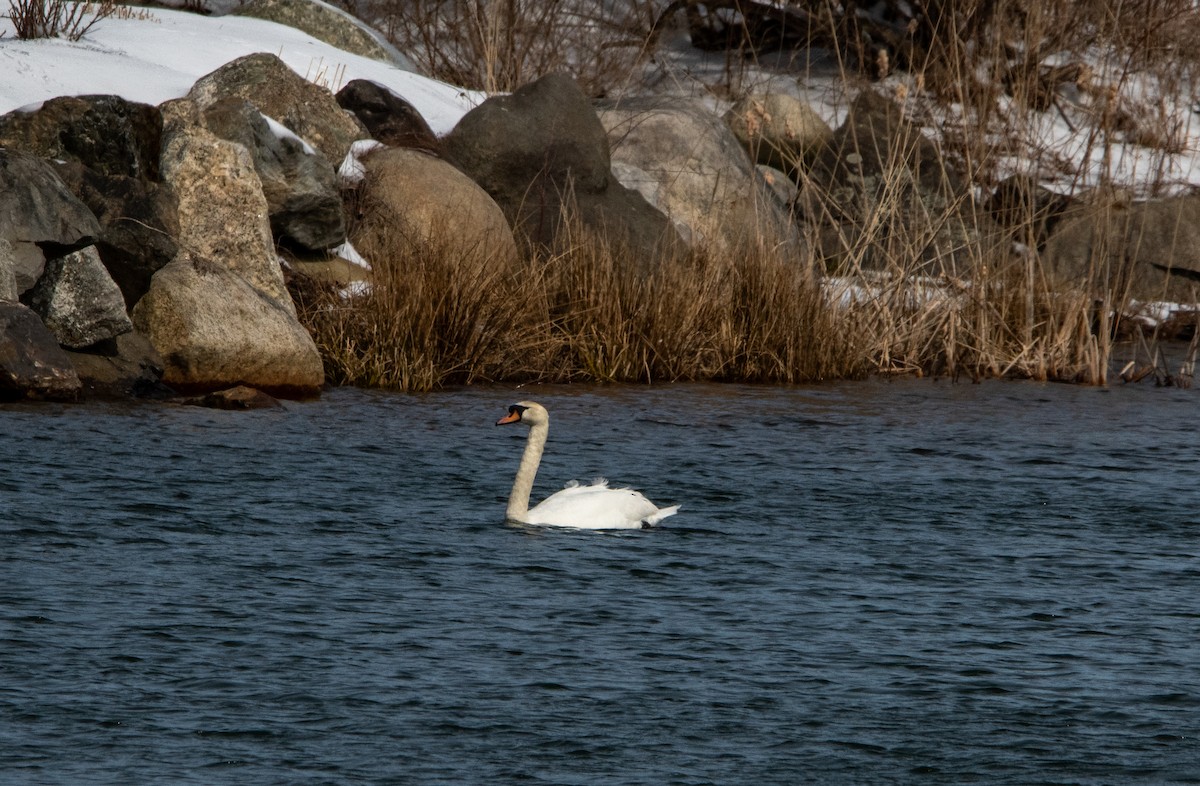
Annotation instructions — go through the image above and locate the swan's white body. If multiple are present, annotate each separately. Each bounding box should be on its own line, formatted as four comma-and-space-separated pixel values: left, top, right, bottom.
496, 401, 680, 530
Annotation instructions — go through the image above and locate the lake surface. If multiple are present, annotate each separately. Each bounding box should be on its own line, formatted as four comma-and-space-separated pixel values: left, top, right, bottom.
2, 380, 1198, 785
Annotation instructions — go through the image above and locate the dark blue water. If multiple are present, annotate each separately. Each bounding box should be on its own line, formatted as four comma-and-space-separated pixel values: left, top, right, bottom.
2, 381, 1198, 785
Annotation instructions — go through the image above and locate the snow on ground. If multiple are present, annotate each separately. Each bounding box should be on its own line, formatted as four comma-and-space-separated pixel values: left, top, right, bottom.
0, 6, 481, 135
637, 28, 1200, 199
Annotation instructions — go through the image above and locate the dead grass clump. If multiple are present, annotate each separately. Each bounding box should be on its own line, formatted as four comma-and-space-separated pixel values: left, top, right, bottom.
294, 172, 1133, 391
544, 220, 865, 384
293, 223, 544, 392
840, 259, 1112, 385
803, 132, 1118, 386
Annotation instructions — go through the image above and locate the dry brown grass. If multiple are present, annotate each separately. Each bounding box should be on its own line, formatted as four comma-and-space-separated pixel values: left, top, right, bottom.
293, 208, 1132, 391
292, 223, 544, 391
543, 218, 863, 384
839, 261, 1113, 385
294, 208, 866, 391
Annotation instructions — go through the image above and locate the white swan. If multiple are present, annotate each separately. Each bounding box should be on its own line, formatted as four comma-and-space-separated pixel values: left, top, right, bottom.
495, 401, 680, 529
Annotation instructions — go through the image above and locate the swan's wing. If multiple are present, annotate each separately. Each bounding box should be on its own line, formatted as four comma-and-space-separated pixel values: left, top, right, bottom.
526, 481, 677, 529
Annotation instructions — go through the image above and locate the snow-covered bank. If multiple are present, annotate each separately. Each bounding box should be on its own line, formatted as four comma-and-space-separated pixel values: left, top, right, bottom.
0, 6, 480, 134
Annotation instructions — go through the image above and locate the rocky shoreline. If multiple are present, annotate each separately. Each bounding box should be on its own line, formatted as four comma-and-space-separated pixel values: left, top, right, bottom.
3, 2, 1198, 405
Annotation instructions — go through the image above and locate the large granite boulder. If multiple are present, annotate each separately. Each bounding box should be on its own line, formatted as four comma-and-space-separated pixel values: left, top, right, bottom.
27, 246, 133, 349
0, 94, 161, 180
203, 97, 345, 251
233, 0, 415, 69
133, 101, 325, 395
187, 53, 367, 166
336, 80, 439, 151
597, 95, 802, 256
442, 73, 683, 259
724, 92, 833, 176
0, 150, 101, 293
131, 251, 325, 395
1042, 194, 1200, 301
158, 99, 292, 310
352, 147, 518, 268
0, 302, 81, 401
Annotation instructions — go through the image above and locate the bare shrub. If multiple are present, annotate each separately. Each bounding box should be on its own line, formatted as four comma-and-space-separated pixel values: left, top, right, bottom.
7, 0, 117, 40
369, 0, 656, 95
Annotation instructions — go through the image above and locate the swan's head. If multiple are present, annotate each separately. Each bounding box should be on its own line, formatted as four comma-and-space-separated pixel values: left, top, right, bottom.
496, 400, 548, 427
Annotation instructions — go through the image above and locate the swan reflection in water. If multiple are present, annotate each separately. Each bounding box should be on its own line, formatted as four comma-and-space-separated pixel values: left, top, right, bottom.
495, 401, 680, 530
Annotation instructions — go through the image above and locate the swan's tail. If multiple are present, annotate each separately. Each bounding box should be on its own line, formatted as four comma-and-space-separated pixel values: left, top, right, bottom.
643, 505, 680, 527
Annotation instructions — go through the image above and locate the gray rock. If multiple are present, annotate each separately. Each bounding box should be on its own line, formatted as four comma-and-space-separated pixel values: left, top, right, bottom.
598, 95, 802, 256
131, 251, 325, 396
986, 174, 1074, 247
50, 160, 179, 309
445, 73, 610, 195
1043, 194, 1200, 301
64, 329, 168, 399
188, 53, 367, 166
443, 73, 682, 259
802, 90, 997, 274
0, 94, 162, 180
180, 385, 284, 410
233, 0, 416, 70
336, 80, 439, 151
203, 97, 345, 251
0, 98, 176, 307
28, 246, 133, 349
0, 302, 81, 401
725, 92, 833, 175
158, 99, 293, 312
0, 149, 101, 292
812, 91, 962, 203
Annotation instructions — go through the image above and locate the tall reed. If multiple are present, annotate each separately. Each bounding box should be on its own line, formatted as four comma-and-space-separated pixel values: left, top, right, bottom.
542, 218, 864, 384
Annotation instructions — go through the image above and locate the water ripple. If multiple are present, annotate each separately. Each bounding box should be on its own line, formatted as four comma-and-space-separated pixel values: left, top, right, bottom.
2, 381, 1199, 785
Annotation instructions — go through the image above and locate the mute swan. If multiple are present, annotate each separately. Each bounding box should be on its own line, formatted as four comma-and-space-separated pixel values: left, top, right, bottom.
495, 401, 680, 529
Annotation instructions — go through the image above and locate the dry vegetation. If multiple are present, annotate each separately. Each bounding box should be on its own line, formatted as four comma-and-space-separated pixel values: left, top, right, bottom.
294, 211, 865, 392
362, 0, 657, 95
303, 0, 1200, 391
5, 0, 118, 40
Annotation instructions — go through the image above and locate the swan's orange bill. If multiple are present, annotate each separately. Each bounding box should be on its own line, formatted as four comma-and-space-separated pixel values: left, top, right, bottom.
496, 411, 521, 425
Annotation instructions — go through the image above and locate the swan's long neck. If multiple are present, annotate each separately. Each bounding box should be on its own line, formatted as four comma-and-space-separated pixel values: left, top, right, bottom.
507, 421, 548, 521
